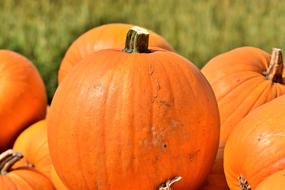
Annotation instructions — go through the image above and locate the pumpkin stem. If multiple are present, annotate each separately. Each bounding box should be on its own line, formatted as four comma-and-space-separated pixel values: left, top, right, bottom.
0, 149, 23, 175
238, 176, 251, 190
158, 176, 182, 190
264, 48, 283, 83
123, 26, 151, 53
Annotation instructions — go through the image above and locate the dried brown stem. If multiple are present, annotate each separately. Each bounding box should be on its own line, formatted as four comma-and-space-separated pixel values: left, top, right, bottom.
123, 26, 150, 53
264, 48, 283, 83
158, 176, 182, 190
238, 176, 251, 190
0, 149, 23, 175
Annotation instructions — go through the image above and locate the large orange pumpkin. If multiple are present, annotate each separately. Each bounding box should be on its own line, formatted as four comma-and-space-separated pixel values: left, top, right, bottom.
13, 120, 51, 178
0, 50, 47, 152
48, 26, 220, 190
256, 170, 285, 190
224, 95, 285, 190
0, 149, 54, 190
58, 23, 174, 83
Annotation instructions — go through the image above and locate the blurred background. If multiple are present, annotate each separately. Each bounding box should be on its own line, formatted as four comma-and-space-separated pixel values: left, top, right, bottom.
0, 0, 284, 102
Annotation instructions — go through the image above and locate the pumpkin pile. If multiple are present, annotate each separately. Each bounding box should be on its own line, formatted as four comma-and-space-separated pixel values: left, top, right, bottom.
0, 22, 284, 190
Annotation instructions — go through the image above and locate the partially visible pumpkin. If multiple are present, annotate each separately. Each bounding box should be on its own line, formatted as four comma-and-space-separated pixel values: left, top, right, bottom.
201, 47, 285, 179
13, 120, 68, 190
0, 149, 54, 190
48, 26, 220, 190
0, 50, 47, 152
256, 170, 285, 190
202, 47, 285, 146
58, 23, 174, 83
224, 95, 285, 190
13, 120, 51, 178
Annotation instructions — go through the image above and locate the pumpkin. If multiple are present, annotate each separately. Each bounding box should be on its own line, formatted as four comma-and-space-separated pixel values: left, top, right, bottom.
224, 95, 285, 190
256, 170, 285, 190
13, 120, 51, 178
202, 47, 285, 146
13, 120, 68, 189
48, 26, 220, 190
58, 23, 174, 83
201, 47, 285, 177
0, 50, 47, 152
0, 149, 54, 190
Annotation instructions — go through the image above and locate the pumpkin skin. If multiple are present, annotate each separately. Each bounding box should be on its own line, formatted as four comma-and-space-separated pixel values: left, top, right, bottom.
48, 27, 220, 190
58, 23, 174, 83
199, 174, 229, 190
50, 166, 68, 190
199, 146, 229, 190
0, 150, 54, 190
0, 50, 47, 152
13, 120, 51, 178
224, 95, 285, 190
256, 170, 285, 190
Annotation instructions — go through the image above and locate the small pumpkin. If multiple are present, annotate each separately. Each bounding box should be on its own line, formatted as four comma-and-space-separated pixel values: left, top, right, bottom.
48, 26, 220, 189
224, 95, 285, 190
256, 170, 285, 190
0, 50, 47, 152
0, 149, 54, 190
13, 120, 51, 178
58, 23, 174, 83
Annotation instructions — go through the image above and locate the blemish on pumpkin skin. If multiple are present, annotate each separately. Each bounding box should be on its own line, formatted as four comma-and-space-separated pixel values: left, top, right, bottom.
159, 100, 171, 107
171, 120, 179, 128
189, 150, 200, 161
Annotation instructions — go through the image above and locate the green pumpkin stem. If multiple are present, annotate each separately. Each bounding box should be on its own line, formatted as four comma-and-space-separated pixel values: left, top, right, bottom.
0, 149, 23, 175
158, 176, 182, 190
265, 48, 283, 83
123, 26, 151, 53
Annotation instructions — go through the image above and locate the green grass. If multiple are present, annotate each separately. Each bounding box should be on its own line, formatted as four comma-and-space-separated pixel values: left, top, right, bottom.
0, 0, 284, 102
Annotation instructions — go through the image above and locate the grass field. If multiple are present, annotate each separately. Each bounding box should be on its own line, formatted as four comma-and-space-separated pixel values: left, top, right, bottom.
0, 0, 284, 101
